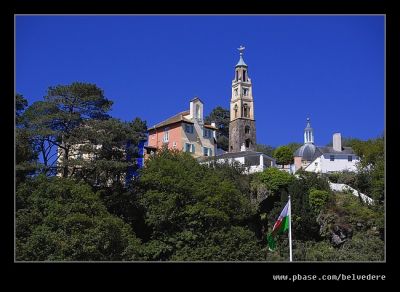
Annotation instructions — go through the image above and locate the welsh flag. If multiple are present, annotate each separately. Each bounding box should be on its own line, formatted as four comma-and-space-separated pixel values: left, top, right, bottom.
267, 201, 289, 251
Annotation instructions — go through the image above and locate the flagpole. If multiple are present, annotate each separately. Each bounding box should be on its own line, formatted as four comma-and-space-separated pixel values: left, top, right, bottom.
288, 194, 293, 262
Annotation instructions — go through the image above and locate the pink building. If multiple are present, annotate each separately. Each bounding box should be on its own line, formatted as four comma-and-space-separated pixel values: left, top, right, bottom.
145, 97, 217, 159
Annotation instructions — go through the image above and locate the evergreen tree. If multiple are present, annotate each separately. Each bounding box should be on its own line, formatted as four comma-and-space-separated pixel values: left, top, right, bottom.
20, 82, 112, 177
16, 175, 142, 261
204, 106, 230, 151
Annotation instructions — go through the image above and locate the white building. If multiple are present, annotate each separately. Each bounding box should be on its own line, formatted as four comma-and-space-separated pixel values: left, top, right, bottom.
294, 119, 360, 173
199, 149, 276, 174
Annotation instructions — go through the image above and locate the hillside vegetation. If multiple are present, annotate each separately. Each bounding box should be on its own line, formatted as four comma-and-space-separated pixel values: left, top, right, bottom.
15, 86, 384, 261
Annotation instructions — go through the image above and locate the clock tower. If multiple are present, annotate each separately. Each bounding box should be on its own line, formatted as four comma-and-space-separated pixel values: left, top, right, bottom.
229, 45, 257, 152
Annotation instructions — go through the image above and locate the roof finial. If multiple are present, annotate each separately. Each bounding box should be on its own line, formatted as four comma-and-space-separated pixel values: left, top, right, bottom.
305, 117, 312, 129
236, 45, 247, 67
238, 45, 245, 56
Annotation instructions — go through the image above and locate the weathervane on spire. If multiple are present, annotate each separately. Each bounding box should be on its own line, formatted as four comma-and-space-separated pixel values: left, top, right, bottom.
238, 45, 245, 56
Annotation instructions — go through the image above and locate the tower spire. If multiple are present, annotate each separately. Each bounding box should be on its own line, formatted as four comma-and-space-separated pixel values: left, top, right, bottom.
304, 117, 314, 144
236, 45, 247, 67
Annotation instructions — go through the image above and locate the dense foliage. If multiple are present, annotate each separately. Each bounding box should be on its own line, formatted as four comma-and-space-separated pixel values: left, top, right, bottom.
15, 84, 384, 261
273, 146, 294, 167
138, 149, 264, 260
204, 106, 230, 151
256, 144, 275, 157
16, 175, 142, 261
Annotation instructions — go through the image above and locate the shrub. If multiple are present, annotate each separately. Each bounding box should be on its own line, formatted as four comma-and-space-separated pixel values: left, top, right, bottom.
309, 189, 331, 212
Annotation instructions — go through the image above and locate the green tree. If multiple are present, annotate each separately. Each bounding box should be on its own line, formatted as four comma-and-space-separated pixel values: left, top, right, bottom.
286, 142, 302, 154
16, 94, 38, 184
16, 93, 28, 123
138, 148, 261, 260
67, 117, 147, 188
204, 106, 230, 151
256, 144, 275, 157
16, 175, 142, 261
21, 82, 113, 177
351, 135, 384, 202
273, 146, 294, 168
169, 227, 264, 261
253, 167, 294, 196
308, 189, 331, 213
351, 135, 384, 167
251, 168, 295, 243
288, 170, 330, 241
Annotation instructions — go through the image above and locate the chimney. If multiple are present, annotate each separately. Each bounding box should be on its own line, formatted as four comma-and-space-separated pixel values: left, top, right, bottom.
333, 133, 342, 152
189, 100, 194, 118
211, 122, 217, 139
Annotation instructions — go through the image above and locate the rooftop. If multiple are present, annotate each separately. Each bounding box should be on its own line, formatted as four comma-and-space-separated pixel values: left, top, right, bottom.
149, 110, 192, 130
294, 144, 356, 161
198, 150, 275, 162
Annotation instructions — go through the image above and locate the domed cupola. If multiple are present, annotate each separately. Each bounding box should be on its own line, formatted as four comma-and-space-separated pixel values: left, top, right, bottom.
294, 118, 321, 161
294, 143, 319, 161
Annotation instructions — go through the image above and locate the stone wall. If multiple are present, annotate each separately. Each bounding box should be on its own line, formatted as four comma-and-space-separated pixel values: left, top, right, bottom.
229, 118, 256, 152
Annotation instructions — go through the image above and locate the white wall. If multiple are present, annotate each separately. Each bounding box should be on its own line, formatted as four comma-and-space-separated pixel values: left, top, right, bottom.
329, 182, 373, 204
305, 157, 322, 173
305, 154, 359, 173
213, 155, 270, 174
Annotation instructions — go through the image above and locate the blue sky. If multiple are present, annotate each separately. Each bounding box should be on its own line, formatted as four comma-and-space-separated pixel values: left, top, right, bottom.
16, 15, 384, 147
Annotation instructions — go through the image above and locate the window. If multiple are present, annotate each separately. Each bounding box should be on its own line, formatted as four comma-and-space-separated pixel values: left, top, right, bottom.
185, 143, 191, 152
330, 155, 335, 161
203, 128, 212, 138
203, 147, 213, 157
245, 139, 250, 148
243, 88, 248, 96
236, 71, 238, 82
163, 127, 169, 142
243, 104, 248, 117
348, 155, 353, 162
245, 126, 250, 134
243, 70, 246, 81
234, 88, 238, 96
184, 124, 194, 134
185, 143, 195, 153
234, 104, 238, 118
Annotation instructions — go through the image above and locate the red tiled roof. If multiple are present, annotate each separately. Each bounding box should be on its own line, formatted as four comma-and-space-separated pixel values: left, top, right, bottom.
149, 110, 192, 130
